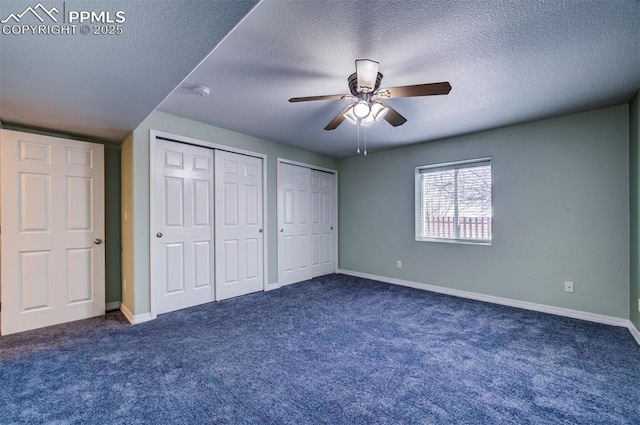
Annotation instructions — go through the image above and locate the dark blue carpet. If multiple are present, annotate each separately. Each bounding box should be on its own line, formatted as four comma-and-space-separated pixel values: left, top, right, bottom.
1, 274, 639, 424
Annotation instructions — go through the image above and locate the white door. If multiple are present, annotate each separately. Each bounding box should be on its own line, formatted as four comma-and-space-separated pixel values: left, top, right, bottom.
309, 170, 336, 277
1, 130, 105, 335
278, 163, 311, 285
278, 162, 337, 286
154, 140, 214, 314
215, 150, 264, 300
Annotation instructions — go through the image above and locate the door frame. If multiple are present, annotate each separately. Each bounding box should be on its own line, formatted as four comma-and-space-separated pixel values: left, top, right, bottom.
276, 157, 338, 287
149, 130, 268, 320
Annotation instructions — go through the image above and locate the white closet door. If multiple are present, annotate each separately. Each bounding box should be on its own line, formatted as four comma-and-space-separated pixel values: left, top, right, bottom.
278, 163, 311, 286
215, 150, 264, 300
1, 130, 105, 335
309, 170, 336, 277
154, 140, 214, 314
278, 162, 336, 286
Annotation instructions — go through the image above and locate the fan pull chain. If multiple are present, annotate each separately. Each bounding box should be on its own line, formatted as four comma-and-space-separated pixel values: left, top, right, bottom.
364, 123, 367, 156
356, 120, 361, 154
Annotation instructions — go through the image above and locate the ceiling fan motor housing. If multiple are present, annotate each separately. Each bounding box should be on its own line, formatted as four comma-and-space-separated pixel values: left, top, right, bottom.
348, 72, 384, 96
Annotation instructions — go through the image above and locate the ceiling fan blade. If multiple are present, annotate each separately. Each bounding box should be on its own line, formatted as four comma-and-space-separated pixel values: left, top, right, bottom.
379, 101, 407, 127
324, 104, 355, 130
355, 59, 379, 93
289, 94, 353, 103
376, 82, 451, 99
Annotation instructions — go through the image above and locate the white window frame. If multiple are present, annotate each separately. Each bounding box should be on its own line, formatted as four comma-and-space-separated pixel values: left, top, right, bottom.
414, 157, 492, 245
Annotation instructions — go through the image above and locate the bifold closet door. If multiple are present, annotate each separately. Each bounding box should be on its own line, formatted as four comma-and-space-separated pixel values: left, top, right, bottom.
154, 140, 214, 314
1, 130, 105, 335
215, 150, 264, 300
278, 162, 336, 286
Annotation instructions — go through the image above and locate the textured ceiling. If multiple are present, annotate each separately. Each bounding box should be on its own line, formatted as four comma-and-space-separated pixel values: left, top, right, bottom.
0, 0, 259, 142
1, 1, 638, 154
159, 0, 640, 158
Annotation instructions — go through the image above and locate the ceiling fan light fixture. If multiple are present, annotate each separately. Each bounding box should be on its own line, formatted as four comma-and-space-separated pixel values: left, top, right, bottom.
360, 114, 377, 126
343, 108, 358, 125
370, 102, 389, 122
353, 100, 371, 119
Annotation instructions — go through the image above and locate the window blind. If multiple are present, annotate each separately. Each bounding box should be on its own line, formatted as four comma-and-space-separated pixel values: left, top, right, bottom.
417, 158, 492, 243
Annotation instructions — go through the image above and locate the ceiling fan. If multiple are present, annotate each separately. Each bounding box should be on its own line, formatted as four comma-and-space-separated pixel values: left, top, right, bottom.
289, 59, 452, 130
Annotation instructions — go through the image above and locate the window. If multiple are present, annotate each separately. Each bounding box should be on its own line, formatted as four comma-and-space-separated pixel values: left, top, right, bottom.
415, 157, 492, 244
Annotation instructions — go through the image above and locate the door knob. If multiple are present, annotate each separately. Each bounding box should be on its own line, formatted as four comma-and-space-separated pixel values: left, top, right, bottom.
331, 226, 334, 230
156, 232, 163, 238
94, 238, 102, 245
280, 229, 283, 232
259, 228, 263, 233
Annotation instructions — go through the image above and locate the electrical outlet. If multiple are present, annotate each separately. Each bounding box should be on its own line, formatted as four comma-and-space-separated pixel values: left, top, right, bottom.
637, 298, 640, 312
564, 281, 574, 293
396, 260, 403, 268
123, 210, 128, 221
123, 279, 127, 291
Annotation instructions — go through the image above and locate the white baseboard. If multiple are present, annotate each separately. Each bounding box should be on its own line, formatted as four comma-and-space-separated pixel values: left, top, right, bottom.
105, 301, 121, 312
628, 321, 640, 345
337, 269, 638, 343
265, 282, 281, 292
119, 303, 153, 325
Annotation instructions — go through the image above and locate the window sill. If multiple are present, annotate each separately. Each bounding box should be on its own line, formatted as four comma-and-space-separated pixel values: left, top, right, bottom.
415, 237, 492, 246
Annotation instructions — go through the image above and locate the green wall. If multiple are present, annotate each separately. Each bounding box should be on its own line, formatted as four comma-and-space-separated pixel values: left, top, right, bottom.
630, 90, 640, 329
122, 111, 338, 315
339, 105, 630, 318
103, 144, 122, 307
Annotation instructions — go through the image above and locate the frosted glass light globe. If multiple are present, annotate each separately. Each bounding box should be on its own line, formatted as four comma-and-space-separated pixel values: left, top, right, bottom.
353, 100, 371, 119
